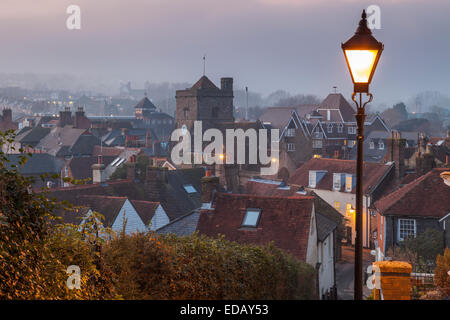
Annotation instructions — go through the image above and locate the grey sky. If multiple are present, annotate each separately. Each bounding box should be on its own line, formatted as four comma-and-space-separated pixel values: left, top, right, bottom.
1, 0, 450, 106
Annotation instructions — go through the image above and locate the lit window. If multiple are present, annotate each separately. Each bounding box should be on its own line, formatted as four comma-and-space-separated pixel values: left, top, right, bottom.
345, 174, 353, 192
183, 184, 197, 193
398, 219, 416, 241
242, 209, 261, 227
334, 201, 340, 211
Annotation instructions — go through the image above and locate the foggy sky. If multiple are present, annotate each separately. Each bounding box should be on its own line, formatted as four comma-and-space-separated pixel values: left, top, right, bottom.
1, 0, 450, 106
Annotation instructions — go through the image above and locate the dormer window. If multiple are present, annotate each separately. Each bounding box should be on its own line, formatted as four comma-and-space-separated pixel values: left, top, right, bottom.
379, 141, 385, 150
348, 127, 356, 134
327, 124, 333, 133
242, 209, 261, 227
309, 171, 316, 188
333, 173, 343, 191
309, 170, 327, 188
345, 174, 354, 192
337, 124, 343, 133
369, 142, 375, 149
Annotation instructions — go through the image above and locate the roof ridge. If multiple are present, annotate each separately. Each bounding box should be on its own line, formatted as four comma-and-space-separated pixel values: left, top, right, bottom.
375, 169, 436, 213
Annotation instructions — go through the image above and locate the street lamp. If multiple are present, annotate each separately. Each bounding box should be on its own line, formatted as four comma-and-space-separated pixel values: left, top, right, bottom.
341, 9, 383, 300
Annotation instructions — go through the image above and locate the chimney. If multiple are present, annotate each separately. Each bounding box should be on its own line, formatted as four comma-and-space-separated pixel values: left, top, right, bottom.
145, 131, 153, 148
126, 155, 136, 181
92, 156, 105, 184
58, 107, 73, 127
385, 130, 406, 180
153, 141, 161, 156
146, 166, 168, 185
220, 77, 233, 91
201, 169, 219, 205
2, 109, 12, 122
73, 106, 85, 129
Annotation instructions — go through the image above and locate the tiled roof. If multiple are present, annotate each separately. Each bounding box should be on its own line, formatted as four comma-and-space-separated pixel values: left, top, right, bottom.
295, 104, 320, 118
66, 156, 116, 181
69, 134, 101, 156
190, 76, 219, 90
134, 97, 157, 110
156, 209, 201, 237
259, 107, 296, 129
288, 158, 393, 194
374, 168, 450, 218
92, 145, 123, 157
6, 153, 64, 175
316, 212, 337, 242
196, 193, 314, 261
245, 180, 344, 228
48, 167, 205, 221
129, 200, 160, 226
15, 127, 51, 147
36, 126, 86, 156
319, 93, 355, 122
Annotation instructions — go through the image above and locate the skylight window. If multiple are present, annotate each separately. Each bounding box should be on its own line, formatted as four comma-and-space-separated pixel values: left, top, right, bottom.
242, 209, 261, 227
183, 184, 197, 193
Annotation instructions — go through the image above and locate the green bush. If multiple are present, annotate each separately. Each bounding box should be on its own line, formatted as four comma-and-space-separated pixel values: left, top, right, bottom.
102, 232, 317, 300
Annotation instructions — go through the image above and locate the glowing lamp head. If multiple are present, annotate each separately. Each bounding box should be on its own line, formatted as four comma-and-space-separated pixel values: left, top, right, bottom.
342, 10, 383, 93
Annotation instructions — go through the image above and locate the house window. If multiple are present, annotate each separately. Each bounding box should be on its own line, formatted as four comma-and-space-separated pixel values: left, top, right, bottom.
369, 142, 375, 149
348, 127, 356, 134
334, 201, 340, 211
309, 171, 316, 188
242, 209, 261, 227
287, 143, 295, 152
379, 141, 385, 150
183, 184, 197, 193
333, 173, 341, 191
312, 140, 322, 148
286, 128, 295, 137
398, 219, 416, 241
327, 124, 333, 133
337, 124, 343, 133
345, 174, 353, 192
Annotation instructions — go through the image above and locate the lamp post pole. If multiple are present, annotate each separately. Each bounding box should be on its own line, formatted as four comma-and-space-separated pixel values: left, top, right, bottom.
353, 92, 371, 300
341, 9, 383, 300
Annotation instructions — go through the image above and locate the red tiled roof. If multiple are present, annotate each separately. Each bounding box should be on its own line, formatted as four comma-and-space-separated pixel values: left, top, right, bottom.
288, 158, 393, 194
374, 168, 450, 218
92, 145, 123, 157
191, 76, 219, 90
196, 193, 314, 261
